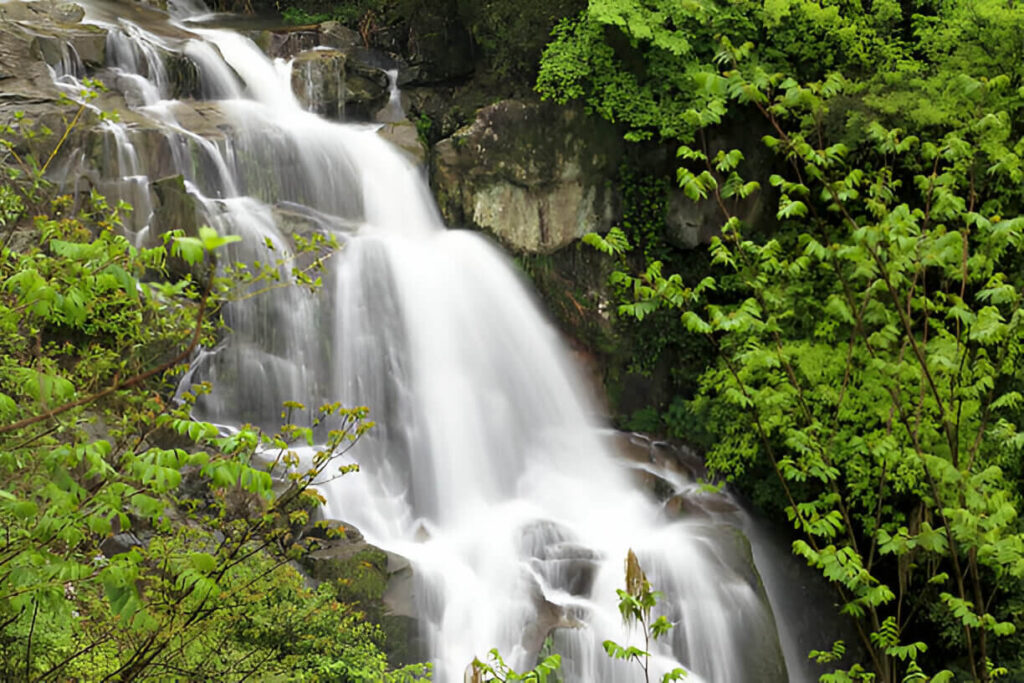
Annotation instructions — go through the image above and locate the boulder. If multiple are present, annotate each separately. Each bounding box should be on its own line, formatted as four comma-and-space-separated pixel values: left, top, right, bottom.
379, 549, 431, 666
381, 613, 427, 667
87, 100, 231, 185
318, 21, 362, 51
663, 489, 743, 518
300, 521, 430, 667
432, 99, 623, 253
53, 2, 85, 25
164, 52, 201, 100
343, 49, 390, 104
676, 524, 790, 682
30, 26, 106, 75
272, 201, 356, 236
100, 531, 146, 557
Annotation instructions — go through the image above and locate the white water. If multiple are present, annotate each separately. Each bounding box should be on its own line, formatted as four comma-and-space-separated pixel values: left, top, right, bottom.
45, 4, 805, 680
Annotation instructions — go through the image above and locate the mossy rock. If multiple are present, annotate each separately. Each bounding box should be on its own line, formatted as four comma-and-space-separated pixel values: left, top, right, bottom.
302, 536, 389, 607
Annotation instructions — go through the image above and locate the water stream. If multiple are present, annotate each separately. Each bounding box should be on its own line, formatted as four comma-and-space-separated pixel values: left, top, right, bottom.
40, 3, 820, 680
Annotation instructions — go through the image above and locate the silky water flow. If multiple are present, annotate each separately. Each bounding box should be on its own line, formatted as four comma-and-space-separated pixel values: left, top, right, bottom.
43, 3, 820, 680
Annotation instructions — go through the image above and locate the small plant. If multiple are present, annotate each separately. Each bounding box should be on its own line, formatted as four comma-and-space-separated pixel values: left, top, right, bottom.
471, 551, 686, 682
415, 112, 433, 147
469, 647, 561, 683
603, 549, 687, 683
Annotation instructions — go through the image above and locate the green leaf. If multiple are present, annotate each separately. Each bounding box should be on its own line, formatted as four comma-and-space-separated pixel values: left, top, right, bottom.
198, 225, 241, 251
172, 236, 205, 266
0, 392, 17, 419
681, 311, 712, 334
189, 552, 217, 573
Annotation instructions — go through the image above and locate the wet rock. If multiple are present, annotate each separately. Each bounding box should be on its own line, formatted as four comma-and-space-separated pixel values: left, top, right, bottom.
518, 520, 601, 598
663, 489, 743, 519
164, 52, 201, 100
91, 100, 230, 185
377, 120, 426, 165
256, 27, 319, 60
433, 99, 623, 253
149, 173, 213, 283
151, 173, 198, 237
30, 27, 106, 76
382, 613, 427, 667
291, 48, 347, 119
342, 50, 390, 119
522, 583, 576, 657
532, 542, 600, 597
377, 548, 432, 665
290, 47, 390, 121
53, 2, 85, 24
70, 26, 107, 67
0, 25, 70, 107
610, 430, 655, 464
272, 201, 356, 236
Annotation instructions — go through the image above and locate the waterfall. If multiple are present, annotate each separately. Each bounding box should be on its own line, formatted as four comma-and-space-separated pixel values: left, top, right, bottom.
46, 4, 818, 681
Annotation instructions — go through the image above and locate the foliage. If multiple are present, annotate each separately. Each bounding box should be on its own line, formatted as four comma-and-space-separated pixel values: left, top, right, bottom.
279, 0, 380, 27
559, 1, 1024, 681
537, 0, 1024, 146
616, 165, 670, 266
469, 647, 562, 683
0, 108, 429, 680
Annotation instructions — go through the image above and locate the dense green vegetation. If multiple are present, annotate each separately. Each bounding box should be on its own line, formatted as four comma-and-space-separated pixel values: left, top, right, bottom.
0, 101, 429, 680
546, 0, 1024, 680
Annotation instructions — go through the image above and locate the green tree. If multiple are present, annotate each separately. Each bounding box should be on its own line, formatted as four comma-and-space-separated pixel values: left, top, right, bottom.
550, 1, 1024, 680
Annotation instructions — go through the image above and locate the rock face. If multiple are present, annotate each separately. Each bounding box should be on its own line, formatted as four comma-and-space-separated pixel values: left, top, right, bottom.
0, 4, 76, 108
432, 100, 623, 253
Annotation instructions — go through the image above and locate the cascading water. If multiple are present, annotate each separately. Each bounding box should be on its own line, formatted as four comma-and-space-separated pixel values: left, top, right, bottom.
37, 2, 826, 680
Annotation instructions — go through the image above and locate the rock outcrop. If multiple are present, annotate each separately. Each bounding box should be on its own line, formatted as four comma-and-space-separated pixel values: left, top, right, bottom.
432, 99, 623, 253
